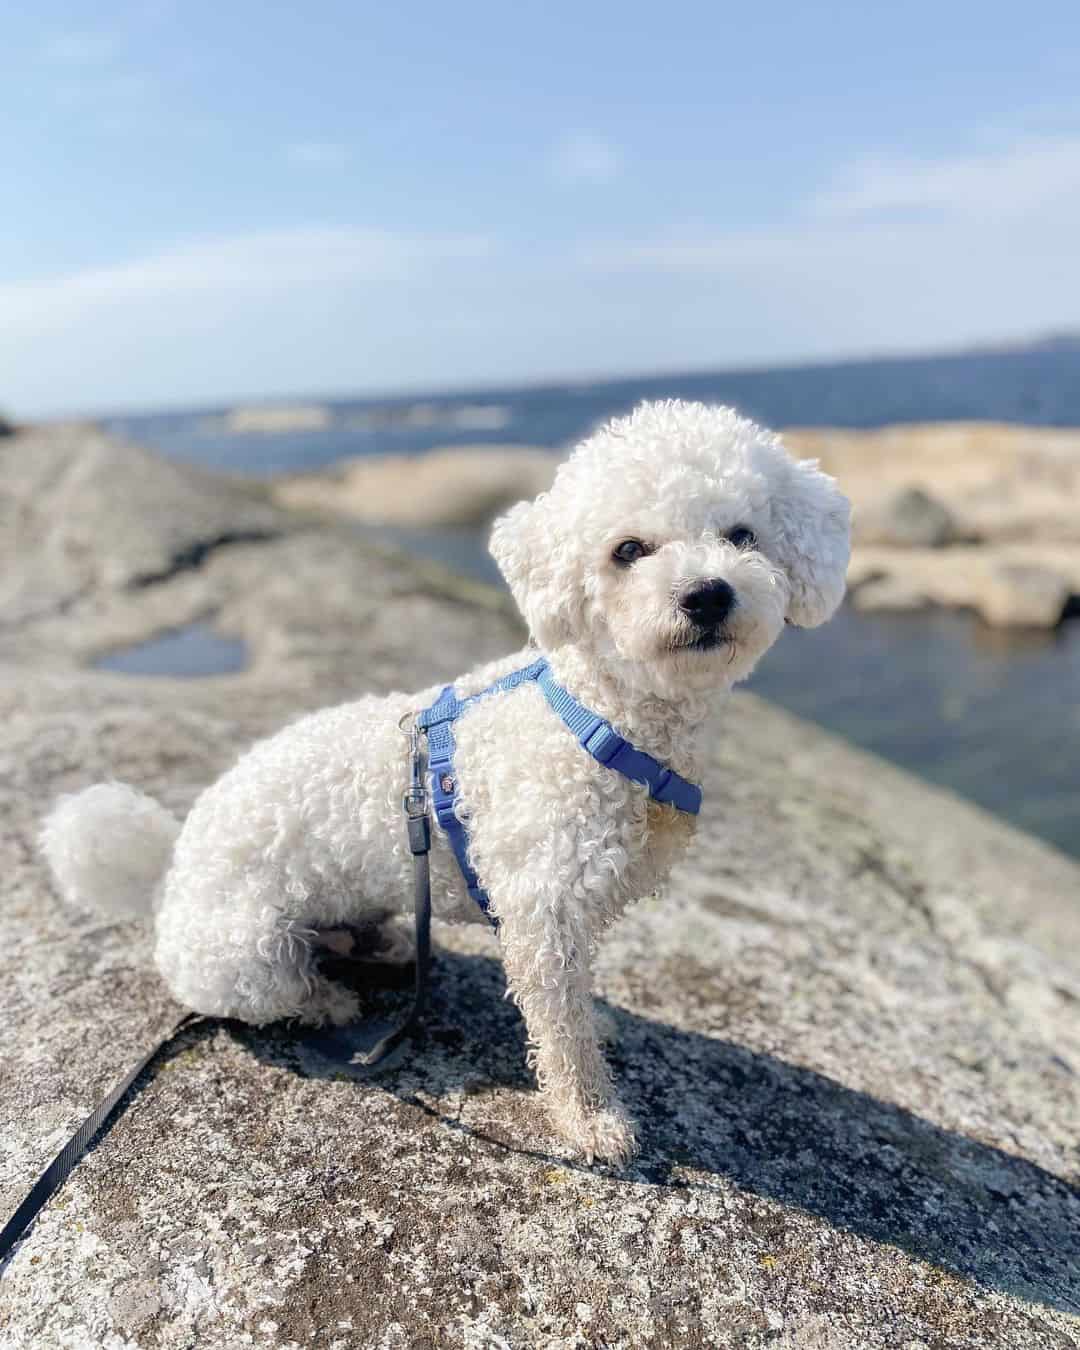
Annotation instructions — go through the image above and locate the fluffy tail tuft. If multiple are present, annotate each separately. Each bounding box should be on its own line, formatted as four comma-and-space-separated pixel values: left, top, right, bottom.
40, 782, 181, 918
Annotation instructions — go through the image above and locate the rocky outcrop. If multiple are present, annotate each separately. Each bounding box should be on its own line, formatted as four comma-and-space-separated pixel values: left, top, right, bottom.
0, 424, 283, 633
274, 444, 560, 527
856, 486, 961, 549
220, 404, 333, 434
785, 421, 1080, 547
848, 544, 1080, 628
787, 422, 1080, 628
269, 421, 1080, 626
1, 426, 1078, 1348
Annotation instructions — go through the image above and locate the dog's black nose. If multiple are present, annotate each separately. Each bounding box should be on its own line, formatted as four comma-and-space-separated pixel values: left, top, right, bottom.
679, 579, 736, 626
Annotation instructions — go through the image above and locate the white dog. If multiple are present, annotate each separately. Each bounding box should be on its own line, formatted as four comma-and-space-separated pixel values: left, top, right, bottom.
42, 400, 850, 1164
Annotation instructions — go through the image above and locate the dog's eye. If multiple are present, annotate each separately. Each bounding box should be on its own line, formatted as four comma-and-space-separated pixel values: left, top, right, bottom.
727, 526, 757, 550
613, 539, 648, 564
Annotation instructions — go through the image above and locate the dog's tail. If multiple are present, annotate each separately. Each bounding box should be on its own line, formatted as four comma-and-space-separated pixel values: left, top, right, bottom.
40, 782, 181, 919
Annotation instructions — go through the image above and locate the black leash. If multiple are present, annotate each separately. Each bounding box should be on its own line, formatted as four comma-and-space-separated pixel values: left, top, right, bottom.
0, 1010, 204, 1268
1, 722, 435, 1263
359, 715, 433, 1065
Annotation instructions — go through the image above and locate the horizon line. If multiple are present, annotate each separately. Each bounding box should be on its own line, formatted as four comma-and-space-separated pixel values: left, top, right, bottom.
29, 327, 1080, 426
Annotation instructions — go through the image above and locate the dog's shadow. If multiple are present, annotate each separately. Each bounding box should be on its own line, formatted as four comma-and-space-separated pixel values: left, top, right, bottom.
231, 948, 1079, 1316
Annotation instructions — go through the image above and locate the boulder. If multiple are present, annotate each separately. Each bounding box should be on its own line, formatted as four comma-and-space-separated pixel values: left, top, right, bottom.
858, 485, 959, 548
849, 545, 1080, 628
274, 445, 560, 528
0, 424, 283, 632
1, 429, 1078, 1349
849, 574, 930, 613
975, 563, 1072, 629
784, 421, 1080, 547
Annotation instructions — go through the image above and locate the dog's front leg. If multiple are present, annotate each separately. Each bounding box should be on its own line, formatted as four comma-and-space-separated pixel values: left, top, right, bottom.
495, 887, 637, 1166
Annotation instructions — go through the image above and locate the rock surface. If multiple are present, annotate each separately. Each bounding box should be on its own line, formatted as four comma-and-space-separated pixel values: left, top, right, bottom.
856, 486, 960, 550
975, 564, 1074, 630
786, 422, 1080, 628
784, 421, 1080, 547
1, 426, 1079, 1349
848, 545, 1080, 629
274, 445, 559, 528
0, 425, 282, 632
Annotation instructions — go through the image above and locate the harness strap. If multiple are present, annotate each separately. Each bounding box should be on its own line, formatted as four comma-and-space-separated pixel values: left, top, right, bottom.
419, 660, 547, 921
535, 663, 703, 814
417, 656, 702, 923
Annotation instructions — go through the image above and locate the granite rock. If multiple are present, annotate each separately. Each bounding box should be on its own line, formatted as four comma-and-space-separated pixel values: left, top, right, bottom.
857, 486, 959, 549
787, 423, 1080, 626
784, 421, 1080, 548
976, 564, 1072, 629
848, 546, 1079, 630
274, 445, 559, 528
0, 424, 283, 630
1, 427, 1079, 1349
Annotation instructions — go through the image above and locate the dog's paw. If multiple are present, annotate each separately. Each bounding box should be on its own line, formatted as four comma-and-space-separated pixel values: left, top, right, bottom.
557, 1103, 638, 1167
374, 920, 416, 966
593, 1006, 619, 1045
301, 981, 361, 1027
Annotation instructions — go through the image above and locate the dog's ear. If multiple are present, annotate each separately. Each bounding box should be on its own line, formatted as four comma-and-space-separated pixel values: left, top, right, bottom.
489, 493, 585, 648
770, 458, 851, 628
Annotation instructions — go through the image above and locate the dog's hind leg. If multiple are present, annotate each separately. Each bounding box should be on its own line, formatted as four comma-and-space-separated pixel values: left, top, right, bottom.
310, 910, 416, 966
155, 888, 360, 1028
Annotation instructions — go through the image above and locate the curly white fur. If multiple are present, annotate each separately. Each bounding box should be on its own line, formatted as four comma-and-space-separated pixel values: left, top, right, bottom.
40, 782, 180, 917
40, 401, 850, 1164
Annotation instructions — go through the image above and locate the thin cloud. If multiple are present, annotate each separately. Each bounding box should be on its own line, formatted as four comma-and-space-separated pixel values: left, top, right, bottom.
568, 130, 1080, 375
0, 226, 494, 334
811, 136, 1080, 220
580, 132, 1080, 271
548, 133, 622, 185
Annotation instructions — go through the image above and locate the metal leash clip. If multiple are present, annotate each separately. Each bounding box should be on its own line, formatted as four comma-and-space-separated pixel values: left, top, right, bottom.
399, 714, 431, 857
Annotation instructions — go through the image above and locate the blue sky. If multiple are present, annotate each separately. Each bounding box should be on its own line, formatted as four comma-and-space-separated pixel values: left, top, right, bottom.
4, 0, 1079, 416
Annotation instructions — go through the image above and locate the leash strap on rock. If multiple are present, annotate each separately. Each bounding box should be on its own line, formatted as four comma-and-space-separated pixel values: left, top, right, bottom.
358, 718, 433, 1065
4, 720, 435, 1259
0, 1010, 204, 1268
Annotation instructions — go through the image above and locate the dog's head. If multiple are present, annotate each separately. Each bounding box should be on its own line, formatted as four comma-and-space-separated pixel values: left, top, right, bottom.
490, 400, 850, 694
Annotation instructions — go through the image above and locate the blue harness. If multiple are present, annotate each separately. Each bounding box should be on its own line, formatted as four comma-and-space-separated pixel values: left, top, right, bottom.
417, 656, 702, 923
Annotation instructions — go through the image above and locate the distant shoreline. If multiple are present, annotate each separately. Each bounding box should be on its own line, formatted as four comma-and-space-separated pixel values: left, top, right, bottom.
34, 329, 1080, 427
